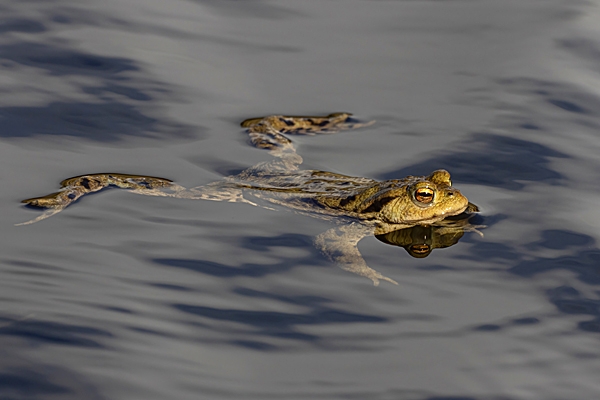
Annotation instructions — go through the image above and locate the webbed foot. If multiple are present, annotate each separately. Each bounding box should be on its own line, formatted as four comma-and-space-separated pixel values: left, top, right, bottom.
314, 224, 397, 286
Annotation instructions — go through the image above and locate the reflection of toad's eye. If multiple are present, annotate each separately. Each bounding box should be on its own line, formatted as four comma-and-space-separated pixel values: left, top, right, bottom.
415, 188, 434, 204
409, 244, 431, 258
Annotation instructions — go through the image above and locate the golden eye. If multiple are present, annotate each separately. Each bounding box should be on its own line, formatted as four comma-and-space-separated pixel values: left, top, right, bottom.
415, 187, 434, 204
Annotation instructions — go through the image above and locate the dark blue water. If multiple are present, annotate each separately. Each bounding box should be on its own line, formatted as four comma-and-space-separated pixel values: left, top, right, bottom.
2, 1, 600, 399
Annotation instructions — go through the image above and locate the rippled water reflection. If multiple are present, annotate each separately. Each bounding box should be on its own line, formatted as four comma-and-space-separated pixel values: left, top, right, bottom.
2, 0, 600, 399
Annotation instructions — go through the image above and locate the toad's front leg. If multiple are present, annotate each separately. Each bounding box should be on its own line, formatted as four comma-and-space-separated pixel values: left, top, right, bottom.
314, 223, 398, 286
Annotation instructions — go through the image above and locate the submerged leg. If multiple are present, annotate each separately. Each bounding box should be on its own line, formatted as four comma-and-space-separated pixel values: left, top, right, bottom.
314, 223, 398, 286
129, 180, 260, 207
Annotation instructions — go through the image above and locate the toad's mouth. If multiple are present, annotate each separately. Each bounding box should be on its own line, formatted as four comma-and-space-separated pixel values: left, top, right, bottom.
403, 204, 470, 225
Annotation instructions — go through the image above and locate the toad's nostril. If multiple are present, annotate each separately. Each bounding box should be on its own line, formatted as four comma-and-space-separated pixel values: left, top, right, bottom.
447, 191, 454, 197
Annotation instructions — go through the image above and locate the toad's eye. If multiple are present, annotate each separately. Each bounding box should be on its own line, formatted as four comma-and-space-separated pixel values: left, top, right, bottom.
415, 188, 434, 204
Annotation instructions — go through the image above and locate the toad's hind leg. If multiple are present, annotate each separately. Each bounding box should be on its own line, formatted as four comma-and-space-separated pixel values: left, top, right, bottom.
17, 174, 181, 225
17, 174, 261, 225
314, 223, 398, 286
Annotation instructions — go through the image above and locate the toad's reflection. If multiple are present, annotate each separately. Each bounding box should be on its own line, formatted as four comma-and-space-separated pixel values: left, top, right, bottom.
376, 206, 483, 258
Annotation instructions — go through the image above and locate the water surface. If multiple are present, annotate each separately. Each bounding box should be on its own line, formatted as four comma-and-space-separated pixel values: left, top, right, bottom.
2, 1, 600, 399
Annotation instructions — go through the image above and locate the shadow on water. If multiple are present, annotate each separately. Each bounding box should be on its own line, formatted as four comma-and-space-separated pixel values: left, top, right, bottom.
153, 233, 325, 279
0, 101, 193, 142
0, 18, 46, 34
175, 300, 385, 345
0, 366, 105, 400
508, 230, 600, 333
0, 318, 113, 348
557, 38, 600, 74
0, 42, 138, 76
171, 287, 418, 352
0, 316, 108, 400
0, 40, 198, 142
510, 248, 600, 285
454, 228, 600, 334
0, 369, 68, 398
495, 77, 600, 122
154, 235, 393, 350
377, 133, 568, 190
